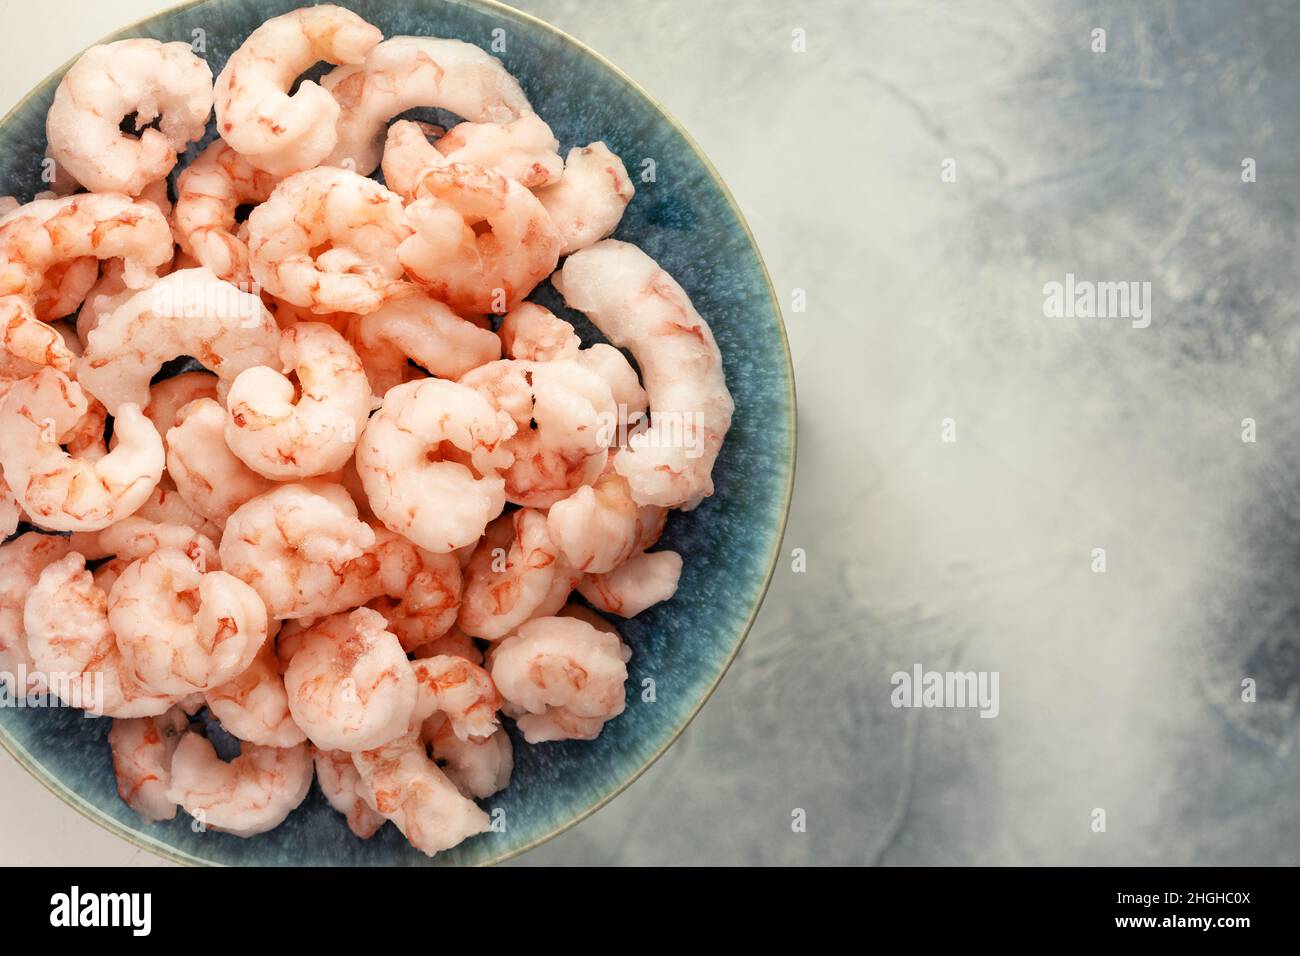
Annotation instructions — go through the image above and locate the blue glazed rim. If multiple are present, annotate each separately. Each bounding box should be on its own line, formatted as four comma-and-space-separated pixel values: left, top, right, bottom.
0, 0, 796, 866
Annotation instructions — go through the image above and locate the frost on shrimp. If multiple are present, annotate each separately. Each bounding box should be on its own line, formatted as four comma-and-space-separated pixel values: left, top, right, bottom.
166, 397, 275, 524
206, 638, 306, 748
167, 732, 312, 837
246, 167, 409, 316
312, 746, 385, 838
535, 143, 635, 255
108, 706, 190, 822
356, 377, 515, 553
46, 38, 212, 195
213, 4, 382, 176
77, 267, 280, 416
489, 615, 631, 744
552, 240, 734, 509
322, 36, 532, 175
0, 533, 73, 692
0, 368, 163, 532
174, 140, 278, 284
224, 322, 371, 479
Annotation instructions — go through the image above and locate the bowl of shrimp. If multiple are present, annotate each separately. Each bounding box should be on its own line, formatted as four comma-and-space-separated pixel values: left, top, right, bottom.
0, 0, 794, 865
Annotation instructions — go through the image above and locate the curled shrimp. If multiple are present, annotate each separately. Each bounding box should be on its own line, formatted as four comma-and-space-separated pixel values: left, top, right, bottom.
174, 139, 279, 284
341, 528, 463, 652
224, 322, 370, 479
71, 515, 219, 570
552, 239, 734, 509
33, 256, 98, 322
579, 550, 683, 618
0, 533, 73, 691
535, 143, 635, 255
246, 167, 409, 315
166, 732, 312, 837
424, 716, 513, 799
166, 397, 275, 524
410, 654, 501, 742
205, 638, 306, 748
213, 4, 382, 176
131, 482, 223, 545
355, 377, 514, 553
0, 367, 163, 532
410, 625, 482, 665
312, 746, 385, 838
141, 371, 218, 435
74, 261, 135, 348
108, 547, 268, 695
283, 607, 416, 752
46, 38, 213, 195
547, 463, 667, 574
108, 706, 190, 822
322, 36, 532, 174
77, 267, 280, 416
399, 162, 561, 315
380, 116, 561, 198
489, 615, 630, 743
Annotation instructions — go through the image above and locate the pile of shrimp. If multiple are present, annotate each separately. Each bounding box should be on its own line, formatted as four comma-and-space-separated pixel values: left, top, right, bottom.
0, 5, 732, 858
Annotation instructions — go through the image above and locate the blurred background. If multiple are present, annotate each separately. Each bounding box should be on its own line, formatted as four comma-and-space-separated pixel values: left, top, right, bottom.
3, 0, 1298, 865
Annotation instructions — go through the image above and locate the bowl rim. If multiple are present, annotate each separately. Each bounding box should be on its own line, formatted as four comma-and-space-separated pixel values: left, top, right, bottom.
0, 0, 798, 867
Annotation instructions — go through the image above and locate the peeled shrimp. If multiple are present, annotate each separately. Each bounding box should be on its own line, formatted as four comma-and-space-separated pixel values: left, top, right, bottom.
174, 140, 278, 284
410, 654, 501, 742
46, 38, 213, 195
578, 550, 683, 618
108, 707, 190, 822
552, 240, 734, 508
410, 625, 482, 665
489, 615, 630, 744
213, 5, 382, 176
356, 377, 515, 553
535, 143, 635, 255
224, 322, 371, 478
312, 746, 385, 838
425, 716, 512, 799
399, 162, 561, 314
73, 515, 219, 570
77, 267, 280, 415
74, 261, 135, 348
131, 483, 224, 545
547, 464, 667, 574
166, 732, 312, 837
0, 533, 73, 692
0, 367, 163, 532
33, 256, 98, 322
246, 167, 409, 315
458, 510, 572, 641
323, 36, 532, 175
205, 639, 306, 748
283, 607, 416, 752
166, 397, 275, 523
344, 530, 463, 652
108, 548, 267, 695
141, 371, 218, 435
380, 116, 561, 198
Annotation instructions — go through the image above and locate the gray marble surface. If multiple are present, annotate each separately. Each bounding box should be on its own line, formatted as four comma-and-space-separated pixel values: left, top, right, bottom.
2, 0, 1298, 866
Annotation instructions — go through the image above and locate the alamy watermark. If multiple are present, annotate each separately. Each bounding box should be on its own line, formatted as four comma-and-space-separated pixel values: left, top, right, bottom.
890, 663, 999, 718
1042, 272, 1152, 329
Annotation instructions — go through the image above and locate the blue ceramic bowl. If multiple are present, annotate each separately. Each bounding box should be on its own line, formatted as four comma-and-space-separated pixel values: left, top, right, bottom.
0, 0, 794, 865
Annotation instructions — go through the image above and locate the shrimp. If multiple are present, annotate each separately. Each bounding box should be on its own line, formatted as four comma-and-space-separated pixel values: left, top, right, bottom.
174, 140, 279, 284
131, 483, 224, 544
0, 367, 163, 532
166, 397, 275, 524
489, 615, 630, 744
71, 515, 219, 570
380, 116, 561, 198
33, 257, 99, 322
0, 533, 73, 692
535, 143, 635, 255
213, 5, 382, 176
551, 240, 734, 509
141, 371, 218, 435
352, 730, 490, 857
547, 464, 667, 574
410, 625, 483, 665
312, 746, 385, 838
217, 482, 376, 620
205, 639, 306, 748
107, 706, 190, 822
343, 530, 463, 652
224, 322, 371, 478
77, 267, 280, 415
45, 38, 213, 195
410, 654, 501, 742
355, 377, 515, 553
578, 550, 683, 618
283, 607, 416, 752
0, 195, 172, 374
108, 547, 268, 695
322, 37, 532, 175
74, 260, 136, 348
424, 716, 512, 799
461, 358, 617, 508
246, 167, 409, 315
349, 292, 500, 400
25, 552, 177, 717
398, 162, 561, 315
166, 732, 312, 837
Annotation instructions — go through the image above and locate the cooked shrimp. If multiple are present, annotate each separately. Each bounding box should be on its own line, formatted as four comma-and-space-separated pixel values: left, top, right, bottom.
399, 162, 561, 314
73, 515, 219, 570
77, 267, 280, 415
547, 464, 663, 574
410, 625, 482, 665
436, 115, 562, 189
167, 732, 312, 836
174, 140, 279, 284
343, 531, 463, 652
536, 143, 635, 255
108, 547, 268, 695
33, 256, 98, 322
166, 397, 275, 524
246, 167, 409, 315
213, 4, 382, 176
457, 509, 573, 641
131, 482, 224, 544
0, 367, 163, 532
283, 607, 416, 752
205, 638, 306, 748
0, 533, 73, 691
108, 706, 190, 822
355, 377, 514, 553
312, 746, 385, 838
380, 120, 448, 199
45, 38, 213, 195
224, 322, 371, 478
578, 550, 683, 618
424, 716, 512, 799
489, 615, 630, 743
552, 240, 734, 508
410, 654, 501, 741
141, 371, 218, 435
74, 260, 135, 348
323, 36, 532, 174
